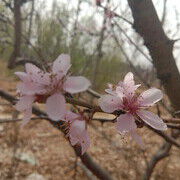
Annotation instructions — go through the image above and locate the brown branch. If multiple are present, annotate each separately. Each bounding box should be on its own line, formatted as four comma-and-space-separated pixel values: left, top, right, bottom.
166, 124, 180, 130
0, 117, 47, 123
65, 97, 102, 112
2, 116, 180, 132
0, 88, 103, 113
163, 118, 180, 124
74, 146, 114, 180
92, 117, 180, 148
0, 89, 114, 180
147, 126, 180, 148
92, 117, 180, 127
0, 89, 179, 134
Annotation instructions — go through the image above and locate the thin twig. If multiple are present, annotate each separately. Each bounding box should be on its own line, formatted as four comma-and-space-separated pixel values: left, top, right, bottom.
143, 130, 179, 180
66, 97, 100, 111
147, 125, 180, 148
0, 89, 179, 148
143, 142, 171, 180
163, 118, 180, 124
166, 124, 180, 130
98, 4, 133, 25
87, 88, 101, 98
114, 21, 152, 63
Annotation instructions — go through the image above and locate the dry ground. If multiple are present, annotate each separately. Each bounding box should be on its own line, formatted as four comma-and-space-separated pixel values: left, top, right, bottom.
0, 62, 179, 180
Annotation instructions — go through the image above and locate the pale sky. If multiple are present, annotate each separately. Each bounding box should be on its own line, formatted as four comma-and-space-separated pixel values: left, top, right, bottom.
37, 0, 180, 69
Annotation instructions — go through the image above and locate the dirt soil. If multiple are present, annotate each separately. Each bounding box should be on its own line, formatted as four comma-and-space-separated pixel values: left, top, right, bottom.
0, 64, 179, 180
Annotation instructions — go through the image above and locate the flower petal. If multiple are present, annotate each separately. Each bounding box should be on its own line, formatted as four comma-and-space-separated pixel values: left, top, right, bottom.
21, 108, 32, 127
17, 82, 46, 95
98, 95, 122, 113
15, 72, 29, 82
105, 88, 117, 96
69, 120, 85, 145
69, 130, 90, 155
46, 93, 66, 121
25, 63, 50, 85
80, 130, 90, 155
69, 120, 90, 155
115, 86, 125, 98
123, 72, 135, 86
15, 95, 35, 111
105, 83, 117, 96
138, 88, 163, 107
64, 111, 81, 122
63, 76, 91, 94
25, 63, 41, 74
137, 110, 167, 130
69, 136, 79, 146
129, 130, 144, 148
117, 72, 140, 98
70, 120, 86, 134
53, 54, 71, 76
116, 113, 137, 134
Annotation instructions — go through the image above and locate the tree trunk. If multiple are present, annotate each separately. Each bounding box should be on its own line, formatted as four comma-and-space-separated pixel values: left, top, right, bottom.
127, 0, 180, 111
8, 0, 22, 69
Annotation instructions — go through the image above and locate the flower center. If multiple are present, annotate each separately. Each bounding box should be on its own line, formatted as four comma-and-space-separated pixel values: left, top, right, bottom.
35, 94, 49, 103
122, 97, 139, 114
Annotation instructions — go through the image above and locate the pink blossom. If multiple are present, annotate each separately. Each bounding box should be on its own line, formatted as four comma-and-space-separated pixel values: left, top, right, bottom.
105, 72, 140, 98
99, 72, 167, 146
15, 54, 91, 123
64, 111, 90, 155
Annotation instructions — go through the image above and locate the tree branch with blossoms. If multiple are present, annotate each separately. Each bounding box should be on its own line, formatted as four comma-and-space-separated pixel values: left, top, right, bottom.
0, 53, 179, 179
1, 53, 178, 151
1, 1, 180, 179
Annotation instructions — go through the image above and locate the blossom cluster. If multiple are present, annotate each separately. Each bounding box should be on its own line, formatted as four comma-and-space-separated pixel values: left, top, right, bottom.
15, 54, 91, 154
15, 54, 167, 154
